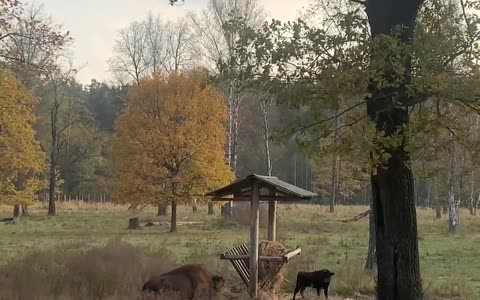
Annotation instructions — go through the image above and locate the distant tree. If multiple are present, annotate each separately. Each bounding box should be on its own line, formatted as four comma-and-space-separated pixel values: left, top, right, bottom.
112, 70, 234, 232
2, 2, 71, 88
36, 64, 99, 216
109, 14, 195, 85
109, 21, 149, 86
0, 69, 46, 219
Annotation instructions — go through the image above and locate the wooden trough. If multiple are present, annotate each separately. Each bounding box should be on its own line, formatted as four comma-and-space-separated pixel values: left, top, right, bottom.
206, 174, 317, 299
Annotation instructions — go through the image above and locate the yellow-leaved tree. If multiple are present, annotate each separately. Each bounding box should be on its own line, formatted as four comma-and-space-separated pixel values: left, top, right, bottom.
0, 70, 46, 218
112, 69, 234, 232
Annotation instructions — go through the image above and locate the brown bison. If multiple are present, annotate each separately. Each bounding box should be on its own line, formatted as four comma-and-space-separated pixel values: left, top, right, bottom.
142, 264, 225, 300
292, 269, 335, 299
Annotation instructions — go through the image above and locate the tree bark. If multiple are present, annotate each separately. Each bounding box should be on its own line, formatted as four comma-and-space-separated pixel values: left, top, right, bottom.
366, 0, 423, 299
435, 206, 442, 219
157, 204, 167, 216
475, 193, 480, 216
48, 99, 58, 216
13, 205, 21, 220
469, 170, 475, 215
447, 133, 459, 234
208, 202, 215, 215
260, 100, 272, 177
365, 200, 377, 273
170, 201, 177, 233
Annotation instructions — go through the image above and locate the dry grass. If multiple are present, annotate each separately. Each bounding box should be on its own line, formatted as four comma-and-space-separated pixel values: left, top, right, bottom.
231, 202, 268, 228
0, 202, 479, 299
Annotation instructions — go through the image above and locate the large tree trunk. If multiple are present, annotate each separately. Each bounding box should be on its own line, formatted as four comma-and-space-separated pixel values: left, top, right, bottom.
157, 204, 167, 216
366, 1, 423, 299
365, 201, 377, 273
447, 134, 459, 234
208, 202, 215, 215
170, 201, 177, 233
13, 205, 21, 220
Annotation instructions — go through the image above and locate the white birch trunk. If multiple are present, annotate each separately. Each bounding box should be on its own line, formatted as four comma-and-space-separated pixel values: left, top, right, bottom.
260, 100, 272, 176
447, 133, 459, 234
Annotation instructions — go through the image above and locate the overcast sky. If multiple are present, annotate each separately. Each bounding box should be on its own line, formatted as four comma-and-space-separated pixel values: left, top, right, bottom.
38, 0, 309, 84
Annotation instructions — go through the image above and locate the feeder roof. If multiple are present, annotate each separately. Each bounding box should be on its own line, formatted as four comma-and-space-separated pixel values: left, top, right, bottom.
206, 174, 317, 202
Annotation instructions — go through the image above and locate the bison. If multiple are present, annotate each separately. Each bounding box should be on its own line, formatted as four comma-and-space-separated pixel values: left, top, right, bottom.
292, 269, 335, 300
142, 264, 225, 300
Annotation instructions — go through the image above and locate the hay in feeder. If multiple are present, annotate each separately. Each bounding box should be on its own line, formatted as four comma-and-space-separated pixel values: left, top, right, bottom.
258, 240, 289, 294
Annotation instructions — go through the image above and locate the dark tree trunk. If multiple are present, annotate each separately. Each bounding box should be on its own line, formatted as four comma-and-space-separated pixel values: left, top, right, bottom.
48, 106, 58, 216
435, 206, 442, 219
442, 206, 448, 215
192, 205, 198, 213
128, 217, 140, 229
365, 202, 377, 273
366, 0, 423, 299
13, 205, 21, 219
208, 202, 215, 215
157, 204, 167, 216
170, 201, 177, 233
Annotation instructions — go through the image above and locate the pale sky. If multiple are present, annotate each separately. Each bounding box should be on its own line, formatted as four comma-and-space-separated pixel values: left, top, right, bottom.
38, 0, 309, 84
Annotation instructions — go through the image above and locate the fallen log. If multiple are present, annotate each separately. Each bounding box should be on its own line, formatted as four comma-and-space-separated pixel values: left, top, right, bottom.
338, 210, 371, 223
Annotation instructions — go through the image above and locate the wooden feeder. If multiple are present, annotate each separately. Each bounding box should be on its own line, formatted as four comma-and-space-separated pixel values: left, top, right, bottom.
206, 174, 317, 299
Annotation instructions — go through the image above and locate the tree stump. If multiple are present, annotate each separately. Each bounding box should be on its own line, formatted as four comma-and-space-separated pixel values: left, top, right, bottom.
128, 217, 141, 229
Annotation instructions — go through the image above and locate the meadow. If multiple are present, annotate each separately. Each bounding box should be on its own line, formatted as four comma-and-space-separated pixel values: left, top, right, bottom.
0, 202, 478, 300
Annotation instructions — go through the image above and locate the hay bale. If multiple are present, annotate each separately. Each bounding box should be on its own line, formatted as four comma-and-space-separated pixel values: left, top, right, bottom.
258, 240, 289, 295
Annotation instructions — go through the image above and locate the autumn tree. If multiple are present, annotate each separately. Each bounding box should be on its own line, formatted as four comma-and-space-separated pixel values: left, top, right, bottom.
0, 69, 45, 219
112, 70, 234, 232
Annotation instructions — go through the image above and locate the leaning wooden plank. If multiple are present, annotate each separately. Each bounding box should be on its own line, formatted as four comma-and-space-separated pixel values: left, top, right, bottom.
283, 248, 302, 262
229, 259, 249, 286
221, 254, 284, 262
232, 247, 250, 283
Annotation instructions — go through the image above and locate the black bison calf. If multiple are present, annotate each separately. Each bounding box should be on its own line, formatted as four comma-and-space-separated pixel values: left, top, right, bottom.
292, 269, 335, 300
142, 264, 225, 300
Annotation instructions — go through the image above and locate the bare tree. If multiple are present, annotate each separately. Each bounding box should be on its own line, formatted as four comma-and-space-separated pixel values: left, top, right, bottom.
145, 12, 167, 76
163, 19, 195, 75
109, 21, 149, 86
109, 14, 195, 84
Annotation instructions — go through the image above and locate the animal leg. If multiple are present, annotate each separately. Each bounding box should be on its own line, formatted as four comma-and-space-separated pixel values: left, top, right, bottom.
293, 285, 300, 300
324, 285, 329, 300
316, 287, 321, 296
300, 286, 307, 298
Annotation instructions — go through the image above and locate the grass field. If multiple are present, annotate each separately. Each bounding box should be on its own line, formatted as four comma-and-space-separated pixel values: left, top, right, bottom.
0, 202, 479, 300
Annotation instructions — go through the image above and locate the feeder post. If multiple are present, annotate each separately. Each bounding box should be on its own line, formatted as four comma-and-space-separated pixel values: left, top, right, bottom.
267, 187, 277, 241
249, 179, 260, 299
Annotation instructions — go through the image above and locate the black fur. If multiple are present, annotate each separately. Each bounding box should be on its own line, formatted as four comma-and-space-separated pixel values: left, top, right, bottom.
293, 269, 334, 299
